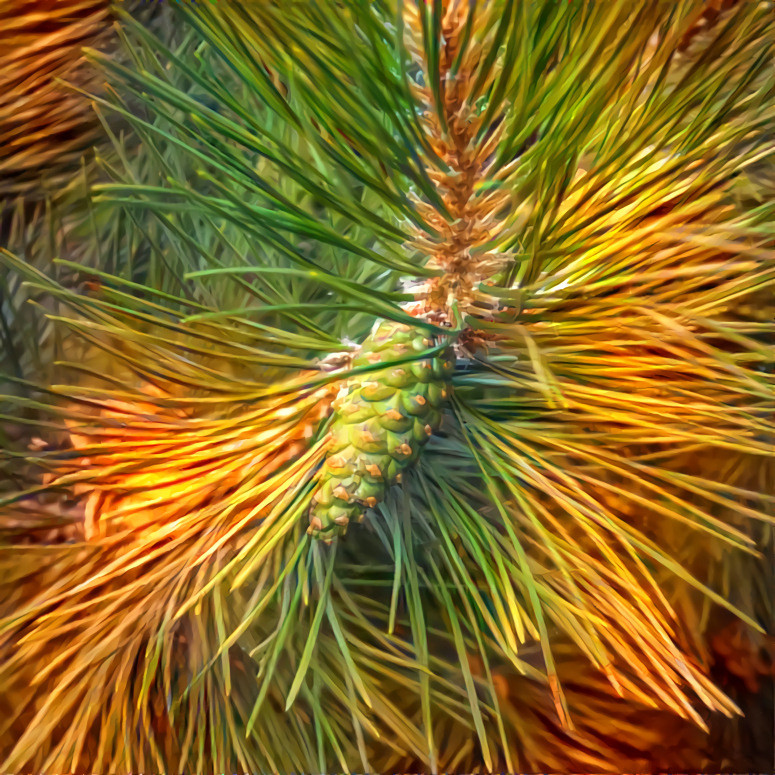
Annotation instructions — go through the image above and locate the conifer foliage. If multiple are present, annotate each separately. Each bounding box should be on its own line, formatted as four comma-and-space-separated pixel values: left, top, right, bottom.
1, 1, 774, 771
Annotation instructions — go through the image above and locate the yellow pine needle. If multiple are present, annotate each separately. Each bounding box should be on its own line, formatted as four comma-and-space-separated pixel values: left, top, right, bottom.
0, 0, 111, 195
43, 378, 336, 541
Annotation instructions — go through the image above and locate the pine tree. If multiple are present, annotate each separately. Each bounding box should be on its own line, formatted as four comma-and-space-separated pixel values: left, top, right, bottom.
1, 1, 774, 771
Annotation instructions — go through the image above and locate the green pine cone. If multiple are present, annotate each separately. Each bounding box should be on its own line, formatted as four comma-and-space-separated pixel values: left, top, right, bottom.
309, 320, 453, 538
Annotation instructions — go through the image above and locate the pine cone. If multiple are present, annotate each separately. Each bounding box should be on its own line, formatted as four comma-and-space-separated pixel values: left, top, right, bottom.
309, 320, 453, 537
